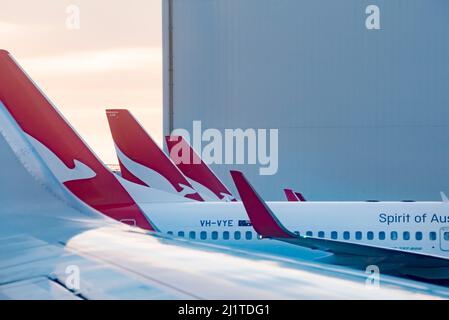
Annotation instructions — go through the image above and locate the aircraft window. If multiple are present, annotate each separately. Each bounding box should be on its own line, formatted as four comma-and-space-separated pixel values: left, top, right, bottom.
200, 231, 207, 240
343, 231, 350, 240
444, 232, 449, 241
257, 234, 263, 240
331, 231, 338, 240
430, 232, 437, 241
306, 231, 313, 237
415, 232, 423, 241
245, 231, 253, 240
367, 232, 374, 240
223, 231, 230, 240
167, 231, 173, 235
355, 231, 362, 240
318, 231, 325, 238
234, 231, 241, 240
403, 231, 410, 241
212, 231, 219, 240
391, 231, 398, 241
189, 231, 196, 240
379, 232, 386, 240
178, 231, 185, 237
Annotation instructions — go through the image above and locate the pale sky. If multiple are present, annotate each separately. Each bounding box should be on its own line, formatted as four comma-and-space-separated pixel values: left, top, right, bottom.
0, 0, 163, 164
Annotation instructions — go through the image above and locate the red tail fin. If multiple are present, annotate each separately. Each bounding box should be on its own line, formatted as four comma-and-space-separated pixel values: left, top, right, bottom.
230, 171, 294, 238
284, 189, 300, 202
106, 109, 204, 201
284, 189, 306, 202
0, 50, 154, 231
166, 135, 236, 201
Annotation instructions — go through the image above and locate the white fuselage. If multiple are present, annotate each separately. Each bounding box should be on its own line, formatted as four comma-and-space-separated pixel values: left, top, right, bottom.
138, 200, 449, 259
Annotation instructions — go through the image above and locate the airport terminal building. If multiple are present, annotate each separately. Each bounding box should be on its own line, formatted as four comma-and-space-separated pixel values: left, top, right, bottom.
162, 0, 449, 201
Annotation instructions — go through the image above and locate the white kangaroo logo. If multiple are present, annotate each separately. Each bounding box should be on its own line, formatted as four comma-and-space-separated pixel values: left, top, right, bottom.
26, 134, 96, 183
220, 193, 236, 202
186, 177, 235, 202
115, 145, 198, 198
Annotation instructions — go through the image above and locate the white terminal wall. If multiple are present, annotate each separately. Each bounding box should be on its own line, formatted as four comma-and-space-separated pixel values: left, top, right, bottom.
163, 0, 449, 201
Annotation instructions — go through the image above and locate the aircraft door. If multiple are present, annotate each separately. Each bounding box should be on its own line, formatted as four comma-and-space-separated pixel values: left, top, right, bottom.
439, 227, 449, 251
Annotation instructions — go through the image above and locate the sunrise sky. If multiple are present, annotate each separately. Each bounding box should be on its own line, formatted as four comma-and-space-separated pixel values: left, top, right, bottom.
0, 0, 163, 164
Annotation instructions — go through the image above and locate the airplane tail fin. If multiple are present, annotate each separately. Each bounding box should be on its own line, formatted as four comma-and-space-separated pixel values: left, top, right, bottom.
284, 189, 307, 202
165, 135, 237, 202
284, 189, 300, 202
230, 170, 294, 238
0, 50, 155, 231
106, 109, 204, 201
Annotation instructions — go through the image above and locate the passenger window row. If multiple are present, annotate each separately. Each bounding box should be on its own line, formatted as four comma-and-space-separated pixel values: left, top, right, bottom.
299, 231, 437, 241
167, 231, 259, 240
168, 230, 440, 241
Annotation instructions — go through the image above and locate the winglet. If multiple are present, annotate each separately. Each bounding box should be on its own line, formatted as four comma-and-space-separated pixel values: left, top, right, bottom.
230, 171, 294, 238
295, 192, 306, 202
441, 192, 449, 203
284, 189, 299, 202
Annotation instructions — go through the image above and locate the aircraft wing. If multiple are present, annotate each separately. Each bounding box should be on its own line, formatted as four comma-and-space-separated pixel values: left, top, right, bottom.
3, 135, 445, 300
0, 49, 447, 299
231, 171, 449, 279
